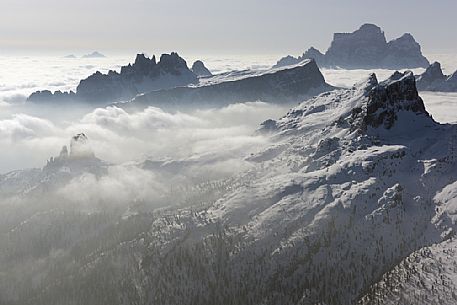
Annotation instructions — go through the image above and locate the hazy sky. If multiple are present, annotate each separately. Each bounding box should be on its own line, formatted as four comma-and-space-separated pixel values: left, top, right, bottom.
1, 0, 456, 55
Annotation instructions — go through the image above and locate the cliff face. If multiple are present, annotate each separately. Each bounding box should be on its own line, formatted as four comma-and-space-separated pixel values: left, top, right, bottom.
274, 24, 430, 69
126, 59, 333, 109
325, 24, 388, 68
28, 53, 199, 104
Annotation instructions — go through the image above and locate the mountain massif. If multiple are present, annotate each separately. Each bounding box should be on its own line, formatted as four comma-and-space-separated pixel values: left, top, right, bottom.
27, 55, 331, 108
274, 24, 430, 69
125, 59, 333, 109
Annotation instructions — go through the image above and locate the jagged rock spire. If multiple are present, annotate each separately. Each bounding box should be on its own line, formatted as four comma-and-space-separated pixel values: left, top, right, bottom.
362, 71, 429, 129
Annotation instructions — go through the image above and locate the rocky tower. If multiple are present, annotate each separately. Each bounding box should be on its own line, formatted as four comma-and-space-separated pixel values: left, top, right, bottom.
416, 62, 457, 92
44, 133, 102, 173
363, 71, 429, 129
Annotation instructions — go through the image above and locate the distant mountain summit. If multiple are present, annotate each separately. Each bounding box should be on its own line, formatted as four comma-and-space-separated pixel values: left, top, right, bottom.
82, 51, 106, 58
28, 53, 199, 104
274, 24, 430, 69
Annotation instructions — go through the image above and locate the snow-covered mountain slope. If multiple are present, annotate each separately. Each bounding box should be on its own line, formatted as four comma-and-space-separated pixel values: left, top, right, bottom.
2, 71, 457, 305
124, 59, 333, 110
358, 238, 457, 305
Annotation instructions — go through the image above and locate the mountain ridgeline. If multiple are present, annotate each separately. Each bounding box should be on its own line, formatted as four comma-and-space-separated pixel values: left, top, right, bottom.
28, 53, 202, 104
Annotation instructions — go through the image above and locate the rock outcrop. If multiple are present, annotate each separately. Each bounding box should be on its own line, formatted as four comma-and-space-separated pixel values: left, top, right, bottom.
371, 71, 427, 113
28, 53, 199, 104
44, 133, 104, 174
416, 62, 457, 92
126, 59, 334, 109
349, 71, 429, 130
274, 24, 429, 69
191, 60, 212, 77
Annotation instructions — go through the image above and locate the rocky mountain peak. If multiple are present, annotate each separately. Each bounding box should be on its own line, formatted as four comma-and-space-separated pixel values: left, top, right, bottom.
191, 60, 212, 77
126, 53, 157, 76
134, 53, 156, 69
158, 52, 189, 73
359, 23, 382, 31
82, 51, 106, 58
418, 62, 446, 82
363, 71, 429, 129
388, 33, 420, 51
330, 23, 386, 50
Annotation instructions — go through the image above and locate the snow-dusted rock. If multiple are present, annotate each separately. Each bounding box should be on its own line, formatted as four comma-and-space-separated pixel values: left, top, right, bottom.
28, 53, 199, 104
274, 24, 429, 69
